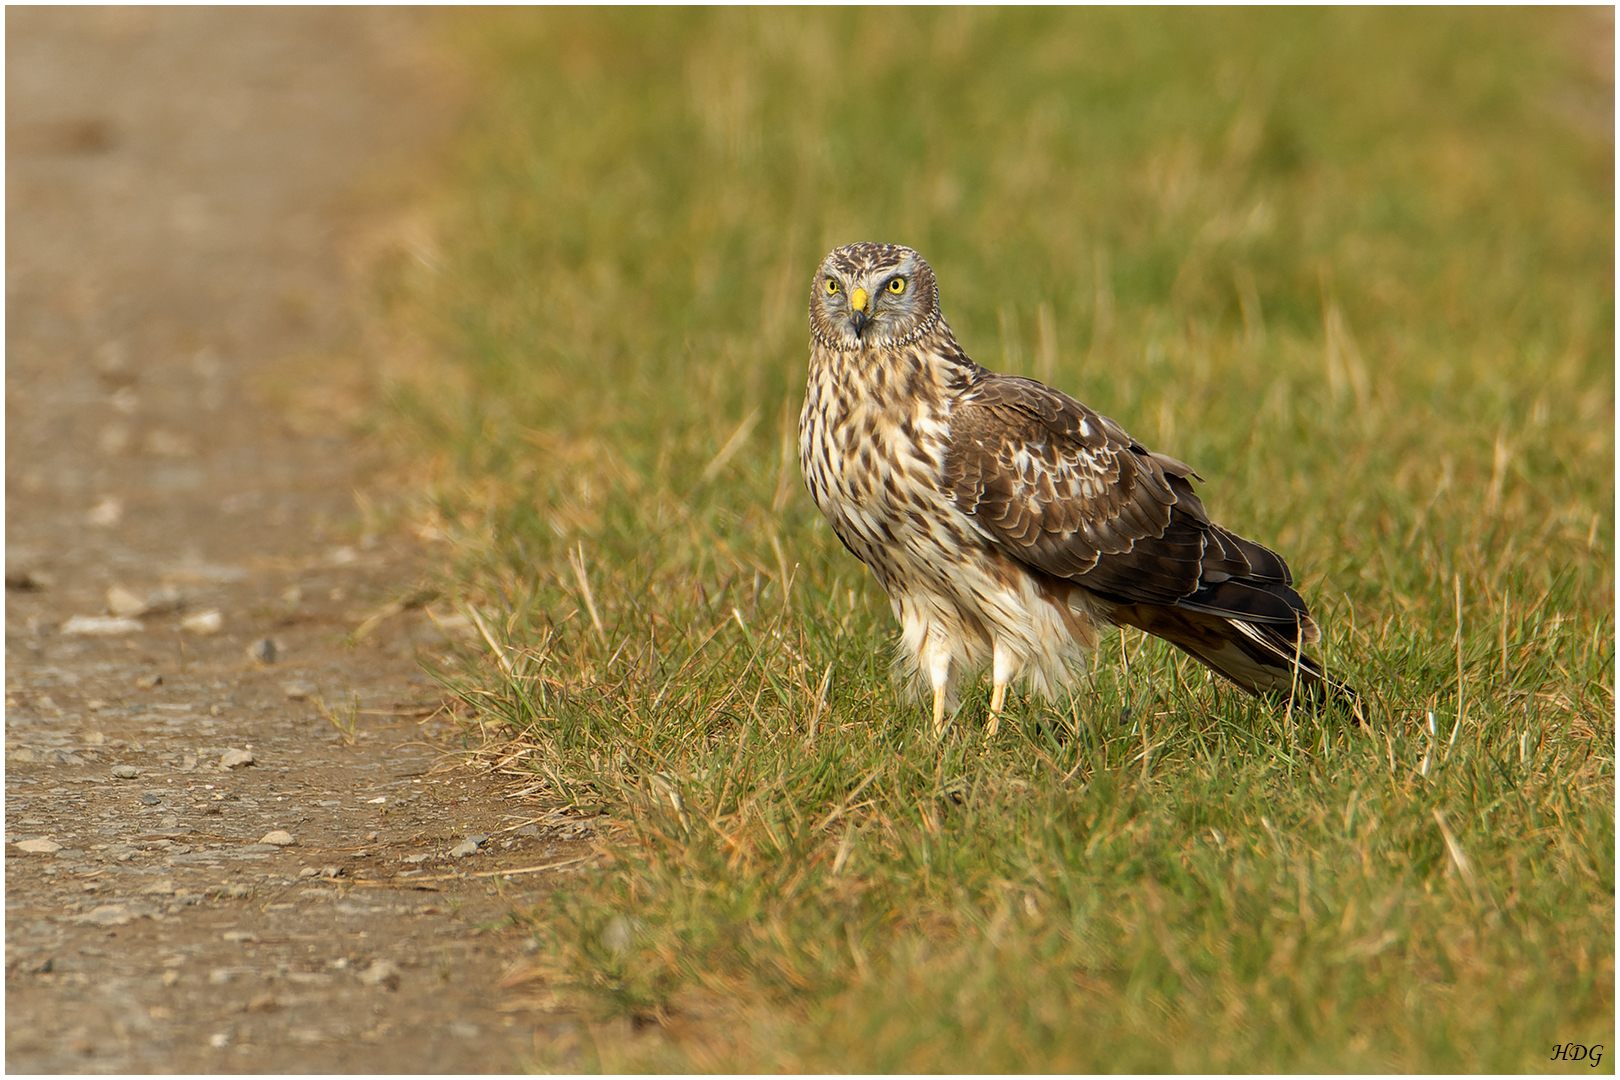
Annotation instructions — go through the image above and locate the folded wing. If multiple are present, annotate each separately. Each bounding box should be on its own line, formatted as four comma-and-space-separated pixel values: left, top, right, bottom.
943, 374, 1355, 707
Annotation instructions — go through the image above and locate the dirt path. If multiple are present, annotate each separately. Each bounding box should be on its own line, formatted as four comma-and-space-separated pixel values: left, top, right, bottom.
6, 10, 583, 1071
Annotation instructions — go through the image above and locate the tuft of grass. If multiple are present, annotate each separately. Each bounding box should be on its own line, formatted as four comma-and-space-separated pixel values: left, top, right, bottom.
314, 691, 363, 746
378, 8, 1611, 1071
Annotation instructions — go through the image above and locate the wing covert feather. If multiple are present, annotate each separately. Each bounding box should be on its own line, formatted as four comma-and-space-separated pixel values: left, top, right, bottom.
943, 374, 1299, 620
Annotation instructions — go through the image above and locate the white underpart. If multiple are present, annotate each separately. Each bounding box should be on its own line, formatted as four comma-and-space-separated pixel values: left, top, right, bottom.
889, 551, 1100, 718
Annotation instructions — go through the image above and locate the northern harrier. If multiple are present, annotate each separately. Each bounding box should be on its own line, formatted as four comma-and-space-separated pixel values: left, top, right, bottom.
800, 242, 1358, 735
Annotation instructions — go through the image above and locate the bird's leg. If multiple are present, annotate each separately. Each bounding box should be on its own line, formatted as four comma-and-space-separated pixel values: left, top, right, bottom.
987, 684, 1006, 735
986, 639, 1016, 737
927, 632, 953, 738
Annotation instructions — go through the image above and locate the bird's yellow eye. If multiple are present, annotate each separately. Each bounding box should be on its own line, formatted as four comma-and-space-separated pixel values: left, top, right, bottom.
887, 277, 906, 294
825, 278, 840, 295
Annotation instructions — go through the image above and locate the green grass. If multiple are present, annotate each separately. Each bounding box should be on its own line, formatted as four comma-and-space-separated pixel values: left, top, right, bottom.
373, 9, 1613, 1071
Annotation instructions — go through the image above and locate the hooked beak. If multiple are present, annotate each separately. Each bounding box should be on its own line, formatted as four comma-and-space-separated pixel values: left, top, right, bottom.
848, 286, 870, 336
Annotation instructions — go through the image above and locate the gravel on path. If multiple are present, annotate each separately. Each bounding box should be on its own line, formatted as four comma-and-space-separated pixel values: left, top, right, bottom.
6, 9, 590, 1072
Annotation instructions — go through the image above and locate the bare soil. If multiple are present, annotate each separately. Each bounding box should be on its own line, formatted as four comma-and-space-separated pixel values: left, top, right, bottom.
6, 9, 586, 1072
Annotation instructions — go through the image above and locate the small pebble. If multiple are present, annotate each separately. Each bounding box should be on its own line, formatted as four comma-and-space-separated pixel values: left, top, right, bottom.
144, 587, 185, 614
259, 830, 296, 847
112, 765, 139, 779
449, 835, 487, 858
15, 838, 63, 854
282, 681, 317, 701
80, 903, 154, 926
180, 609, 223, 635
219, 748, 254, 769
135, 673, 162, 690
62, 615, 142, 637
245, 638, 277, 664
140, 793, 162, 806
96, 341, 131, 380
85, 496, 123, 527
5, 567, 52, 591
358, 960, 401, 990
106, 585, 149, 617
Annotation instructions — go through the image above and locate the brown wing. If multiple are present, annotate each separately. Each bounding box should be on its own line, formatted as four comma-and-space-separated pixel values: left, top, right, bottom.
942, 374, 1309, 629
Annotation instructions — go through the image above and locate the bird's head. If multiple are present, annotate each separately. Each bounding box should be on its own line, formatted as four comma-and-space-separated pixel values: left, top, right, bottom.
810, 242, 941, 350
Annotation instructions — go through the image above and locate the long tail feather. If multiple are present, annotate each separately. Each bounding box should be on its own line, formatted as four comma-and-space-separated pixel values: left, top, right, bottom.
1107, 603, 1363, 723
1225, 620, 1363, 718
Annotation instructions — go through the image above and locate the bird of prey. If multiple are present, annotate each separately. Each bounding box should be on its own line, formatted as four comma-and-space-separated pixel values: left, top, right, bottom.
799, 242, 1358, 735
